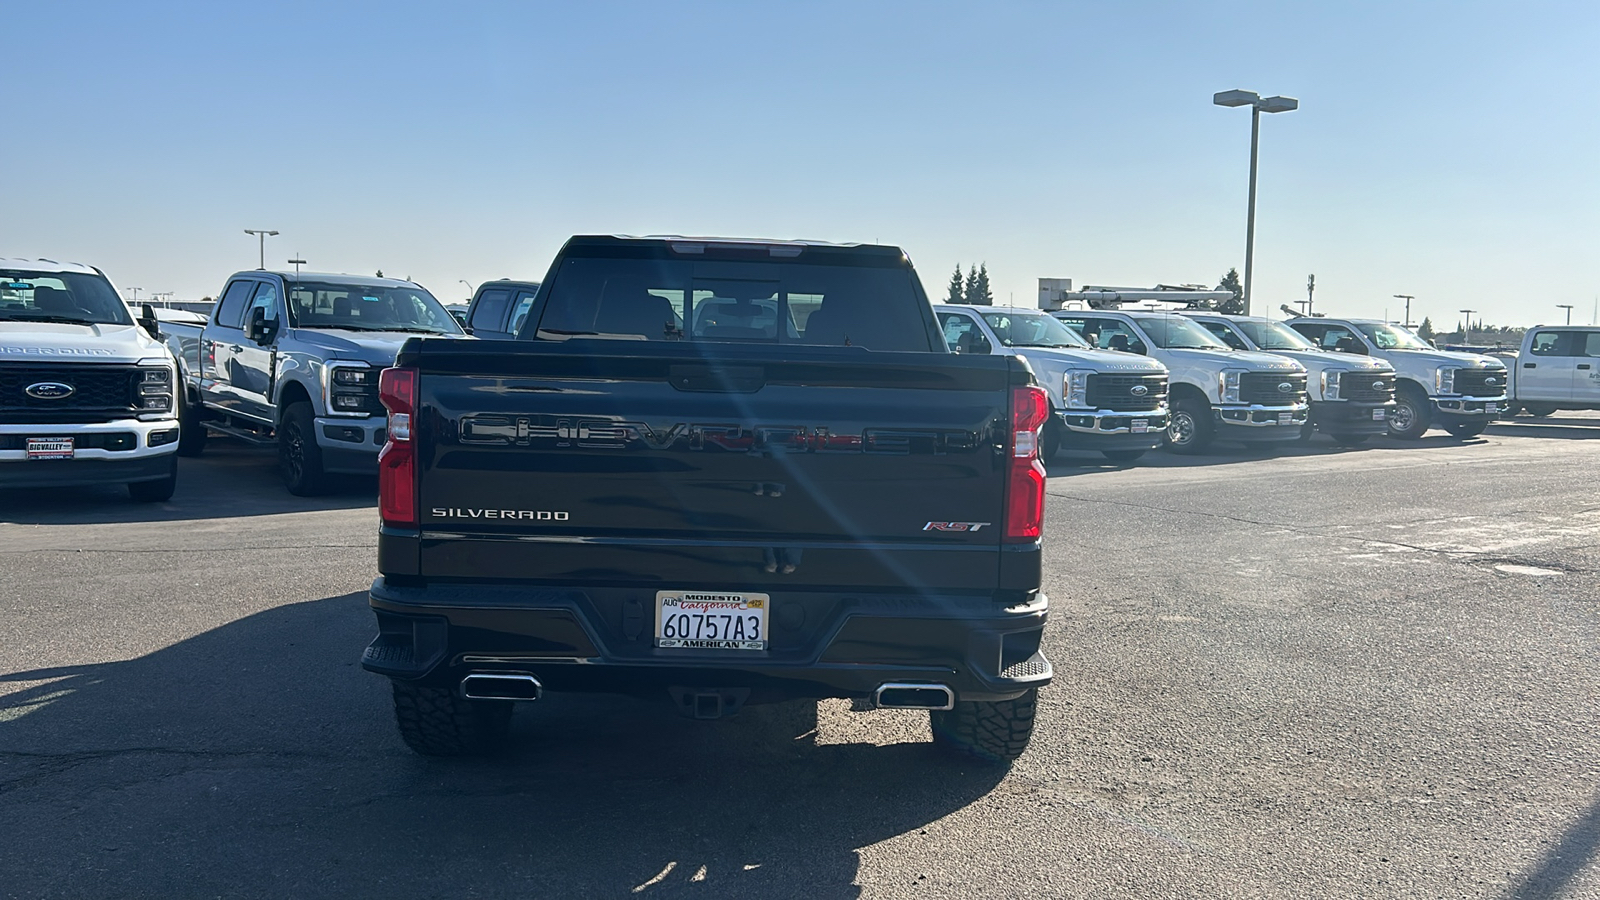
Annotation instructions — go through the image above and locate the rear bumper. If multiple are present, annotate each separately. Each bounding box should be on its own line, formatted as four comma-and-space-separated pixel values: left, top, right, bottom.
1214, 403, 1309, 441
362, 577, 1052, 703
1056, 408, 1169, 450
1311, 399, 1396, 435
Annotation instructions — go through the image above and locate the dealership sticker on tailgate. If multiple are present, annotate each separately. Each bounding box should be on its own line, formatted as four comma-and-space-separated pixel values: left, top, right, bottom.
656, 591, 768, 650
26, 438, 73, 460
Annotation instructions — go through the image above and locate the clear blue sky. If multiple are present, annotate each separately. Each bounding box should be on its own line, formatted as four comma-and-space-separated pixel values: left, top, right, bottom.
6, 0, 1596, 329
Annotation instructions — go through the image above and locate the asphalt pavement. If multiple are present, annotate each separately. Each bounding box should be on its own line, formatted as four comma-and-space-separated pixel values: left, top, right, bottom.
1, 426, 1597, 899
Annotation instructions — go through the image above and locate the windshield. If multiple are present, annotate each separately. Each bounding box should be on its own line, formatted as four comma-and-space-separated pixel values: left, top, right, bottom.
1237, 320, 1319, 351
1355, 322, 1434, 350
285, 281, 461, 334
981, 312, 1089, 348
1131, 315, 1230, 350
0, 270, 133, 326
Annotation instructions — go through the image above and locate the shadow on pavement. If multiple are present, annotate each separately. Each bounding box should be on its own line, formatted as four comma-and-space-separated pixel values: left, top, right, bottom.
0, 592, 1005, 899
1506, 790, 1600, 900
0, 439, 376, 526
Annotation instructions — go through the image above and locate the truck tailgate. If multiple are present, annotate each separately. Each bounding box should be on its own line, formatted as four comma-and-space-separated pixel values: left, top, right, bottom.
403, 340, 1024, 591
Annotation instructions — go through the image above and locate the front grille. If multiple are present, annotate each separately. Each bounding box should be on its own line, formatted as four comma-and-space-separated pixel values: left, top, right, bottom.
1085, 374, 1168, 411
1455, 368, 1507, 397
0, 364, 140, 424
1341, 372, 1395, 403
1241, 372, 1308, 405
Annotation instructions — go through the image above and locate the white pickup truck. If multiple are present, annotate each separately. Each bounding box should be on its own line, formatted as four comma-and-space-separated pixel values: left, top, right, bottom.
1053, 309, 1308, 454
1181, 313, 1397, 446
0, 259, 180, 501
1504, 325, 1600, 417
1286, 317, 1508, 439
933, 304, 1170, 461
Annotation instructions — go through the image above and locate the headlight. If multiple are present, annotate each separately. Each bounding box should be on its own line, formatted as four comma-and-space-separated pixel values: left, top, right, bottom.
136, 365, 175, 417
1219, 369, 1244, 404
1435, 367, 1458, 394
1063, 370, 1092, 408
332, 367, 374, 386
1321, 370, 1343, 401
327, 363, 379, 416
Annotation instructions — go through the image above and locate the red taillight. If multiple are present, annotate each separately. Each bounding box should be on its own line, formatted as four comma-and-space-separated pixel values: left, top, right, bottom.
1005, 384, 1049, 543
378, 367, 417, 527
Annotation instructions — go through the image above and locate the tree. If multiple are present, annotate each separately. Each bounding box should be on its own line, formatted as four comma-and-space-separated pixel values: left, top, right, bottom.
972, 264, 993, 306
1216, 268, 1244, 315
1417, 317, 1436, 342
946, 265, 964, 304
962, 265, 978, 305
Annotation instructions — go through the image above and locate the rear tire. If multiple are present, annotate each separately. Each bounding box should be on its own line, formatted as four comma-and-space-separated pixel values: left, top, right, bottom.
1524, 404, 1557, 418
1164, 397, 1214, 455
1387, 385, 1432, 440
127, 455, 178, 503
278, 401, 329, 496
391, 680, 513, 757
177, 390, 208, 457
930, 688, 1038, 764
1100, 449, 1146, 462
1040, 420, 1062, 462
1445, 420, 1489, 438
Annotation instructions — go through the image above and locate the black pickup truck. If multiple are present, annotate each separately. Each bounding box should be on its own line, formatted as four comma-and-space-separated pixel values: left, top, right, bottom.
362, 236, 1053, 762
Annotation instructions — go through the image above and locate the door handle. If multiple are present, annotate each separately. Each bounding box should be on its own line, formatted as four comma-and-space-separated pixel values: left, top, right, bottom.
230, 344, 244, 353
1580, 364, 1593, 370
1523, 362, 1536, 368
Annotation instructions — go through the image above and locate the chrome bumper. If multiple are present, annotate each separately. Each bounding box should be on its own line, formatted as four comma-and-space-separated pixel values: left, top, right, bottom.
1057, 406, 1170, 435
1215, 403, 1310, 428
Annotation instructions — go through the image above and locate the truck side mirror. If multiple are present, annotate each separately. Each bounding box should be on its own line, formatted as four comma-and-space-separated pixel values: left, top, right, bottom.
247, 307, 278, 345
138, 302, 163, 339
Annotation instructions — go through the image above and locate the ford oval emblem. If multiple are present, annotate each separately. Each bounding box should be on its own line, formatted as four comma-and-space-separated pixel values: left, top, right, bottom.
1372, 381, 1386, 392
1277, 382, 1293, 393
1130, 384, 1149, 397
1485, 376, 1499, 386
25, 381, 75, 400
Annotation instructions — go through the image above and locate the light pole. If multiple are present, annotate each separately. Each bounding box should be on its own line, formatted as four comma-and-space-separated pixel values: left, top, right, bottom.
1214, 89, 1299, 316
1305, 274, 1315, 317
458, 279, 473, 296
1393, 294, 1415, 328
126, 287, 142, 304
1459, 309, 1477, 344
243, 229, 279, 269
1557, 303, 1574, 325
288, 256, 306, 277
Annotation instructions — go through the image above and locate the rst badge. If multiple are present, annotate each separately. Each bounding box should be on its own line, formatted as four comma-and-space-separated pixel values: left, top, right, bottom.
924, 522, 990, 533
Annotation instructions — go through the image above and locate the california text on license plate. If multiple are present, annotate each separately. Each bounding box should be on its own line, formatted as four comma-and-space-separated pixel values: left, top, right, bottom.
656, 591, 768, 650
26, 437, 73, 460
1130, 419, 1149, 434
1277, 412, 1293, 425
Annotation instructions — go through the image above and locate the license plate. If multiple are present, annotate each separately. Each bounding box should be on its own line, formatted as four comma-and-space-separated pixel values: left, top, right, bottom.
1277, 412, 1293, 426
1130, 419, 1149, 434
1486, 403, 1499, 413
1372, 409, 1386, 421
26, 437, 74, 460
656, 591, 768, 650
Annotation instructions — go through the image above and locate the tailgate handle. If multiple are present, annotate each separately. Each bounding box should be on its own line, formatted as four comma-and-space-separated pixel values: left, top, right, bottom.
669, 365, 766, 393
1524, 362, 1537, 368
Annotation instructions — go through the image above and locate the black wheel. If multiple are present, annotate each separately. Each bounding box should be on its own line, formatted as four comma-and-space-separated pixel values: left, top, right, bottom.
177, 389, 208, 457
1040, 419, 1062, 461
1524, 404, 1557, 418
1296, 422, 1316, 443
1387, 385, 1432, 440
1164, 396, 1214, 455
390, 679, 513, 757
128, 455, 178, 503
1330, 434, 1371, 446
1100, 449, 1147, 462
278, 401, 329, 496
930, 688, 1038, 764
1444, 420, 1489, 438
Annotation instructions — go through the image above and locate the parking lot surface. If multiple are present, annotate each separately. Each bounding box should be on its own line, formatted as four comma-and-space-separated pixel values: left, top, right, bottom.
2, 427, 1597, 899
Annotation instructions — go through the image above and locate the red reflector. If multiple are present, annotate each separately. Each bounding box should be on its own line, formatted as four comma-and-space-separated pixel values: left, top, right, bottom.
378, 367, 418, 527
1005, 385, 1049, 543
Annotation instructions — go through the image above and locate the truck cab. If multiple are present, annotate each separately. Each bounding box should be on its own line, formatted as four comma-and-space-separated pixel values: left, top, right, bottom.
1182, 313, 1396, 446
0, 259, 180, 501
461, 279, 541, 340
1052, 309, 1308, 454
933, 304, 1169, 462
1507, 326, 1600, 417
1287, 317, 1507, 439
164, 271, 470, 494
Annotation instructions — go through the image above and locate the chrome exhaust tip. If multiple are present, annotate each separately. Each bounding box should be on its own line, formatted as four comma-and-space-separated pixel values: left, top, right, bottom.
873, 683, 955, 711
460, 672, 542, 701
